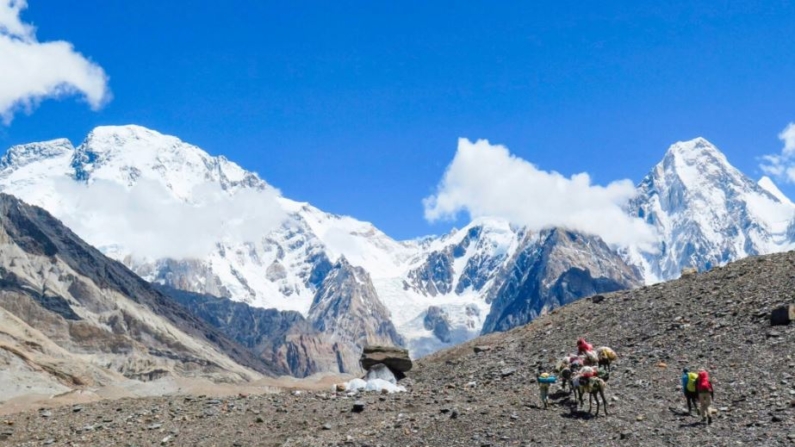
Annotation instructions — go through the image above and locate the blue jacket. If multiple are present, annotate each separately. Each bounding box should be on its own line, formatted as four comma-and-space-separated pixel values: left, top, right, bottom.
681, 373, 689, 395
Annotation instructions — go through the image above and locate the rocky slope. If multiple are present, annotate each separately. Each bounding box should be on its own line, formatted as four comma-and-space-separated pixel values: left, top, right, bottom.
481, 228, 643, 334
157, 286, 327, 378
3, 250, 793, 446
0, 194, 275, 405
159, 257, 405, 377
308, 257, 405, 373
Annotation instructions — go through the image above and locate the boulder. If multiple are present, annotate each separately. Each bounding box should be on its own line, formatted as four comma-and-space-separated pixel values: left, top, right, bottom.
770, 304, 794, 326
360, 345, 412, 373
680, 267, 698, 278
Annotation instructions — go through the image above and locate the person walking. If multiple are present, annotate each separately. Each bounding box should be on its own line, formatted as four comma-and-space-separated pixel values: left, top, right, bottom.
696, 369, 715, 424
681, 368, 699, 414
537, 372, 556, 409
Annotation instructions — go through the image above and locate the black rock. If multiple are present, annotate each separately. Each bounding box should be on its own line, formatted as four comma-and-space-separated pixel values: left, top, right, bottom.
770, 305, 793, 326
501, 368, 517, 378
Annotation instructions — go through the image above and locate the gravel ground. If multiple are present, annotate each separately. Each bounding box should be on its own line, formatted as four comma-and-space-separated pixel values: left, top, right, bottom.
2, 251, 795, 446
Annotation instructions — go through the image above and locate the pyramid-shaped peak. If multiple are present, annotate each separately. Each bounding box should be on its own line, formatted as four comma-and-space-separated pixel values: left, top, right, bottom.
665, 137, 722, 158
658, 137, 735, 175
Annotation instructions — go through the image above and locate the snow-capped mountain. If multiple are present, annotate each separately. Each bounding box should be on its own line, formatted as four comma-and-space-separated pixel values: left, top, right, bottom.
625, 138, 795, 281
0, 126, 514, 366
3, 126, 794, 374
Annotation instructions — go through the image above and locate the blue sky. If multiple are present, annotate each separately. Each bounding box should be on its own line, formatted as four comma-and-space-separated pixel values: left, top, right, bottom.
2, 1, 795, 239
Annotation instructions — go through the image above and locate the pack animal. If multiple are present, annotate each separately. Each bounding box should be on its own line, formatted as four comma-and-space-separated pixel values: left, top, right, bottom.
596, 346, 617, 372
583, 376, 608, 416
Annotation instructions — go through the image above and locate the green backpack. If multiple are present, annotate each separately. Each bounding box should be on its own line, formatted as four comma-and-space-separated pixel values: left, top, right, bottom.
686, 372, 698, 393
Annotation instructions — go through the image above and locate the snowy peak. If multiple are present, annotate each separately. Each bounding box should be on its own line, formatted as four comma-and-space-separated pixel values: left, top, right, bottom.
630, 138, 795, 281
656, 137, 745, 193
663, 137, 726, 164
70, 125, 269, 197
0, 139, 74, 171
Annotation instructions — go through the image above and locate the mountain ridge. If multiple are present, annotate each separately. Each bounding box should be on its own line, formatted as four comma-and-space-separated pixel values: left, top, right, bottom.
2, 125, 794, 373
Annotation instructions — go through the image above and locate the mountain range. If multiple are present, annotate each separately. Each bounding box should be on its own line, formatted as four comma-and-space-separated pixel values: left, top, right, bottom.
1, 125, 793, 378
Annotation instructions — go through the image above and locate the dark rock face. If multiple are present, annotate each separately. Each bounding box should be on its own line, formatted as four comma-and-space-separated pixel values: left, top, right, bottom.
407, 251, 454, 296
0, 193, 274, 379
0, 267, 81, 321
455, 252, 506, 294
308, 257, 404, 374
481, 229, 642, 335
407, 224, 510, 298
423, 306, 452, 343
306, 251, 333, 290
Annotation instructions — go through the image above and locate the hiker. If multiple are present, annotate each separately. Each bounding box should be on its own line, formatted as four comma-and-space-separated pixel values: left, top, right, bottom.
576, 338, 593, 355
696, 369, 715, 424
537, 372, 556, 409
681, 368, 699, 414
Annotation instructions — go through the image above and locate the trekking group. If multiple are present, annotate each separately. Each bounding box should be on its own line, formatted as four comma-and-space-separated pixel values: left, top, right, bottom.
535, 337, 716, 425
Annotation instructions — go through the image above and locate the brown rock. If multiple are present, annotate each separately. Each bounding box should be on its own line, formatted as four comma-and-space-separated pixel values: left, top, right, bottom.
360, 346, 412, 372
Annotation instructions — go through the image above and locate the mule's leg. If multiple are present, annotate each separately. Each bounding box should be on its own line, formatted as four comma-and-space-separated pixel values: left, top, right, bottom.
600, 389, 608, 416
588, 392, 592, 413
594, 392, 600, 417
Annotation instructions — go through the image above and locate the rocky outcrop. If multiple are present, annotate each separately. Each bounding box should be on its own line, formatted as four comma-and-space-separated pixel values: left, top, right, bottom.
423, 306, 452, 343
309, 258, 404, 373
0, 194, 272, 401
406, 250, 455, 296
360, 345, 412, 373
481, 228, 642, 334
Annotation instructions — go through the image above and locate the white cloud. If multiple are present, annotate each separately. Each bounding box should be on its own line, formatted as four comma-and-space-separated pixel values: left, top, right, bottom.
760, 123, 795, 182
53, 178, 287, 259
423, 138, 657, 249
0, 0, 110, 123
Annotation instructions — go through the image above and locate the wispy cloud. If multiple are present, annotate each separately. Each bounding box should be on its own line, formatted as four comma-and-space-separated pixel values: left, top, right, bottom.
53, 178, 286, 259
760, 123, 795, 182
0, 0, 110, 123
424, 138, 657, 249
